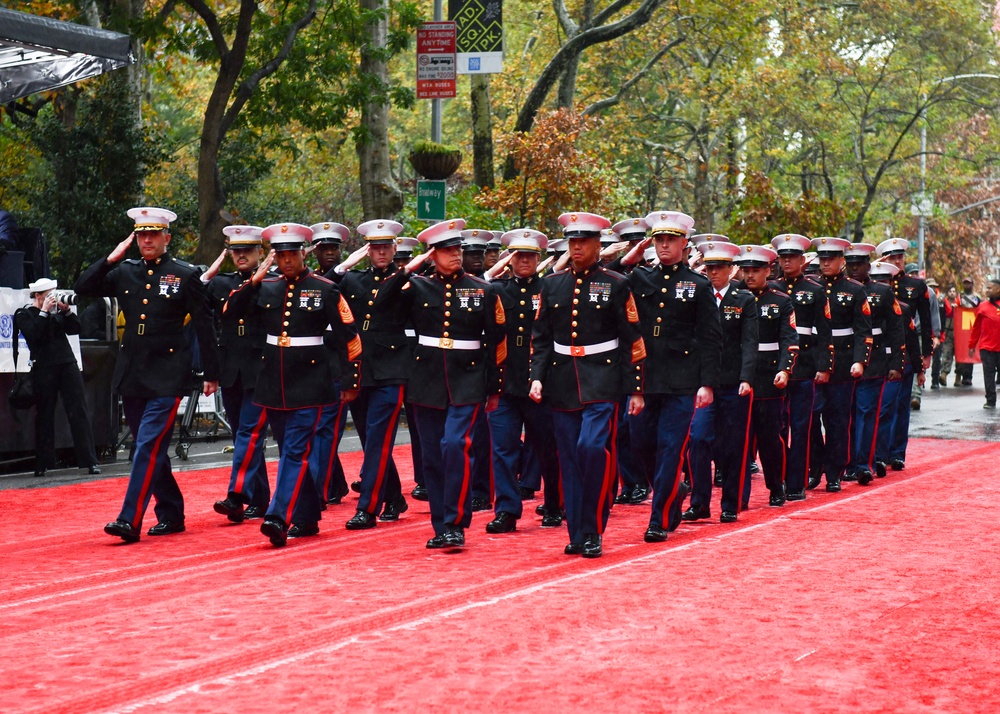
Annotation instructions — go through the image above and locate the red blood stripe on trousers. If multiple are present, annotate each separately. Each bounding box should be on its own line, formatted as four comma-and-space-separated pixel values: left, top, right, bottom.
867, 382, 886, 470
283, 409, 322, 525
234, 408, 268, 494
323, 407, 345, 497
454, 405, 479, 525
595, 404, 618, 534
661, 428, 692, 525
368, 387, 405, 514
736, 393, 754, 513
132, 398, 181, 528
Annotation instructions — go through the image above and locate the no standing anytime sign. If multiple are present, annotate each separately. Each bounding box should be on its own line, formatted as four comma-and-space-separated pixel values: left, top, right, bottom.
416, 22, 457, 99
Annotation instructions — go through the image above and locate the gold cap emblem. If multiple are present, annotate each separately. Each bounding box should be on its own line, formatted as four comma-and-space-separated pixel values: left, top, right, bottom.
377, 222, 384, 229
449, 221, 456, 229
281, 225, 288, 233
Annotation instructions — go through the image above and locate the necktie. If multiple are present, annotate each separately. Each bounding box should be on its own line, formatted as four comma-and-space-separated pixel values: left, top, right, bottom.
716, 291, 723, 305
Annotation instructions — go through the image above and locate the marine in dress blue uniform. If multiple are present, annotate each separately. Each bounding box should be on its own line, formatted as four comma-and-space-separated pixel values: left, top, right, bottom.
685, 240, 757, 522
75, 206, 221, 543
486, 229, 562, 533
530, 212, 646, 558
737, 245, 798, 509
876, 238, 933, 470
771, 234, 833, 500
207, 225, 273, 522
393, 237, 427, 500
810, 237, 873, 492
225, 223, 362, 546
622, 212, 722, 542
407, 219, 507, 550
845, 248, 905, 484
330, 220, 412, 530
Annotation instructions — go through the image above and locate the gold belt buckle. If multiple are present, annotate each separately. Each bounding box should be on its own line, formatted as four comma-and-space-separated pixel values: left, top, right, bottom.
516, 336, 523, 347
362, 320, 370, 331
238, 325, 245, 336
653, 325, 660, 337
439, 337, 454, 349
278, 335, 291, 347
570, 345, 585, 357
137, 324, 145, 336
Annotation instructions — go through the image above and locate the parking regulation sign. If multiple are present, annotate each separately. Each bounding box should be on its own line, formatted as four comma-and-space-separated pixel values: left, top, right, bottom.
416, 22, 457, 99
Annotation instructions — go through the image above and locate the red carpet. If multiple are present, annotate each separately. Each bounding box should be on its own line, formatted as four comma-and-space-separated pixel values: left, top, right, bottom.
3, 437, 999, 713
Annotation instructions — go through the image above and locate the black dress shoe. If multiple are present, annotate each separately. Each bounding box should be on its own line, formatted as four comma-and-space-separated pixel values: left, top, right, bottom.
260, 518, 288, 547
443, 529, 465, 548
564, 541, 584, 555
350, 480, 362, 493
426, 534, 448, 549
104, 519, 140, 542
518, 486, 536, 500
681, 506, 710, 521
857, 470, 873, 486
541, 512, 563, 528
749, 461, 760, 474
807, 474, 821, 490
825, 480, 841, 493
214, 497, 245, 523
842, 471, 858, 482
244, 505, 266, 519
379, 495, 408, 521
581, 534, 602, 558
874, 461, 887, 478
471, 497, 491, 512
720, 511, 738, 523
288, 522, 319, 538
486, 511, 517, 533
88, 464, 101, 475
741, 501, 749, 511
628, 485, 651, 504
890, 459, 905, 471
786, 490, 806, 502
148, 520, 185, 536
713, 472, 723, 487
614, 487, 634, 505
326, 482, 350, 505
768, 489, 786, 507
644, 525, 667, 543
411, 485, 429, 501
347, 510, 377, 530
535, 503, 547, 516
33, 469, 46, 478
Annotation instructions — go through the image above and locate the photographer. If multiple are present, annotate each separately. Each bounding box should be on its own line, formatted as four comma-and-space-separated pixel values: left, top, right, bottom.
13, 278, 100, 478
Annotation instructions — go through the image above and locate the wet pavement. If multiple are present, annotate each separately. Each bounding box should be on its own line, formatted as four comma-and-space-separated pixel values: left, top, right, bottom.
3, 367, 998, 492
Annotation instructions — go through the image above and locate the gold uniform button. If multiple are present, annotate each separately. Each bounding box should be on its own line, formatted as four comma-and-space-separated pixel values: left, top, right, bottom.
518, 326, 525, 332
368, 301, 374, 306
572, 299, 579, 305
659, 302, 665, 308
142, 299, 148, 305
445, 301, 451, 307
283, 321, 289, 326
374, 276, 380, 282
656, 317, 662, 323
239, 319, 244, 325
572, 310, 578, 316
145, 284, 151, 290
445, 311, 451, 317
169, 348, 174, 353
284, 311, 291, 316
519, 313, 525, 319
443, 331, 450, 338
446, 284, 452, 289
520, 288, 526, 293
147, 269, 153, 276
576, 278, 582, 285
571, 332, 578, 338
140, 314, 146, 320
286, 301, 292, 307
519, 300, 526, 306
445, 292, 452, 298
444, 321, 451, 327
662, 288, 667, 293
571, 321, 578, 327
365, 314, 371, 319
574, 288, 581, 295
282, 331, 288, 337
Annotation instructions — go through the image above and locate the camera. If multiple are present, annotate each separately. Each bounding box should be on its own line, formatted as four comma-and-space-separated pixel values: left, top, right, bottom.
55, 291, 80, 306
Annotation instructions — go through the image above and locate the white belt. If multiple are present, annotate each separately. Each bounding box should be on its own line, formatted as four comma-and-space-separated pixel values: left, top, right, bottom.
759, 342, 780, 351
795, 326, 813, 336
831, 328, 854, 337
872, 327, 883, 335
554, 338, 619, 357
404, 329, 416, 338
418, 334, 481, 350
267, 335, 324, 347
885, 347, 892, 354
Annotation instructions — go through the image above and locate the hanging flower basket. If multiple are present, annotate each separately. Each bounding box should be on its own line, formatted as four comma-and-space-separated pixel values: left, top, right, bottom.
408, 141, 462, 180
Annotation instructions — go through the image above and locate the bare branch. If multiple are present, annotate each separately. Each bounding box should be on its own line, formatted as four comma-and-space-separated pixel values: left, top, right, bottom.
582, 36, 683, 116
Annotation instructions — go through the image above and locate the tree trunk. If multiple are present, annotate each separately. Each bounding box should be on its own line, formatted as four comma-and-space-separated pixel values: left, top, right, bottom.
557, 54, 580, 108
357, 0, 405, 220
470, 74, 495, 189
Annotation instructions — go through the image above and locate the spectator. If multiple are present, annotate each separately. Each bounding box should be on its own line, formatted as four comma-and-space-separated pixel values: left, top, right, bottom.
907, 264, 940, 409
956, 277, 981, 386
13, 278, 100, 478
937, 285, 957, 387
969, 278, 1000, 409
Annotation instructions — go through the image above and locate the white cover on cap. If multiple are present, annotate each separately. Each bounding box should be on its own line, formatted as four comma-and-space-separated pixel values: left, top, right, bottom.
461, 229, 490, 249
501, 228, 548, 253
223, 225, 264, 244
698, 241, 742, 262
735, 244, 777, 264
557, 212, 611, 235
395, 237, 419, 252
870, 261, 900, 277
811, 236, 852, 253
613, 217, 648, 237
846, 242, 877, 259
418, 219, 468, 246
263, 222, 313, 248
127, 206, 177, 230
357, 219, 404, 241
310, 221, 350, 243
691, 233, 730, 246
645, 210, 695, 238
547, 239, 568, 253
28, 277, 58, 293
876, 237, 909, 256
771, 233, 811, 253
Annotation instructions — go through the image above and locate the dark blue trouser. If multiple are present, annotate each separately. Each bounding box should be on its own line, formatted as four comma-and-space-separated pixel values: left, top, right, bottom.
688, 401, 715, 510
519, 439, 540, 491
403, 399, 424, 487
310, 396, 348, 502
785, 379, 815, 494
850, 377, 886, 475
351, 385, 405, 515
120, 396, 183, 528
747, 397, 787, 498
221, 381, 244, 444
413, 403, 481, 535
688, 387, 751, 513
266, 407, 323, 526
885, 365, 914, 462
875, 375, 902, 464
551, 401, 617, 545
488, 395, 560, 519
820, 380, 857, 483
632, 394, 695, 531
470, 412, 493, 502
809, 384, 825, 477
617, 395, 647, 492
226, 388, 270, 507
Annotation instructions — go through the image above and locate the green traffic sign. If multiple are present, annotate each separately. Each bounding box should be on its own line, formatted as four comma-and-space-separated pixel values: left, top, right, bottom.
417, 180, 447, 221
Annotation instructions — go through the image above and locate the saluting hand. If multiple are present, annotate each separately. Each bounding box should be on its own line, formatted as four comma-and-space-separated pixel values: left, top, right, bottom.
621, 237, 652, 267
108, 233, 134, 263
336, 244, 370, 274
484, 251, 514, 280
536, 256, 555, 274
600, 241, 629, 260
201, 248, 227, 283
404, 247, 434, 274
252, 250, 275, 286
